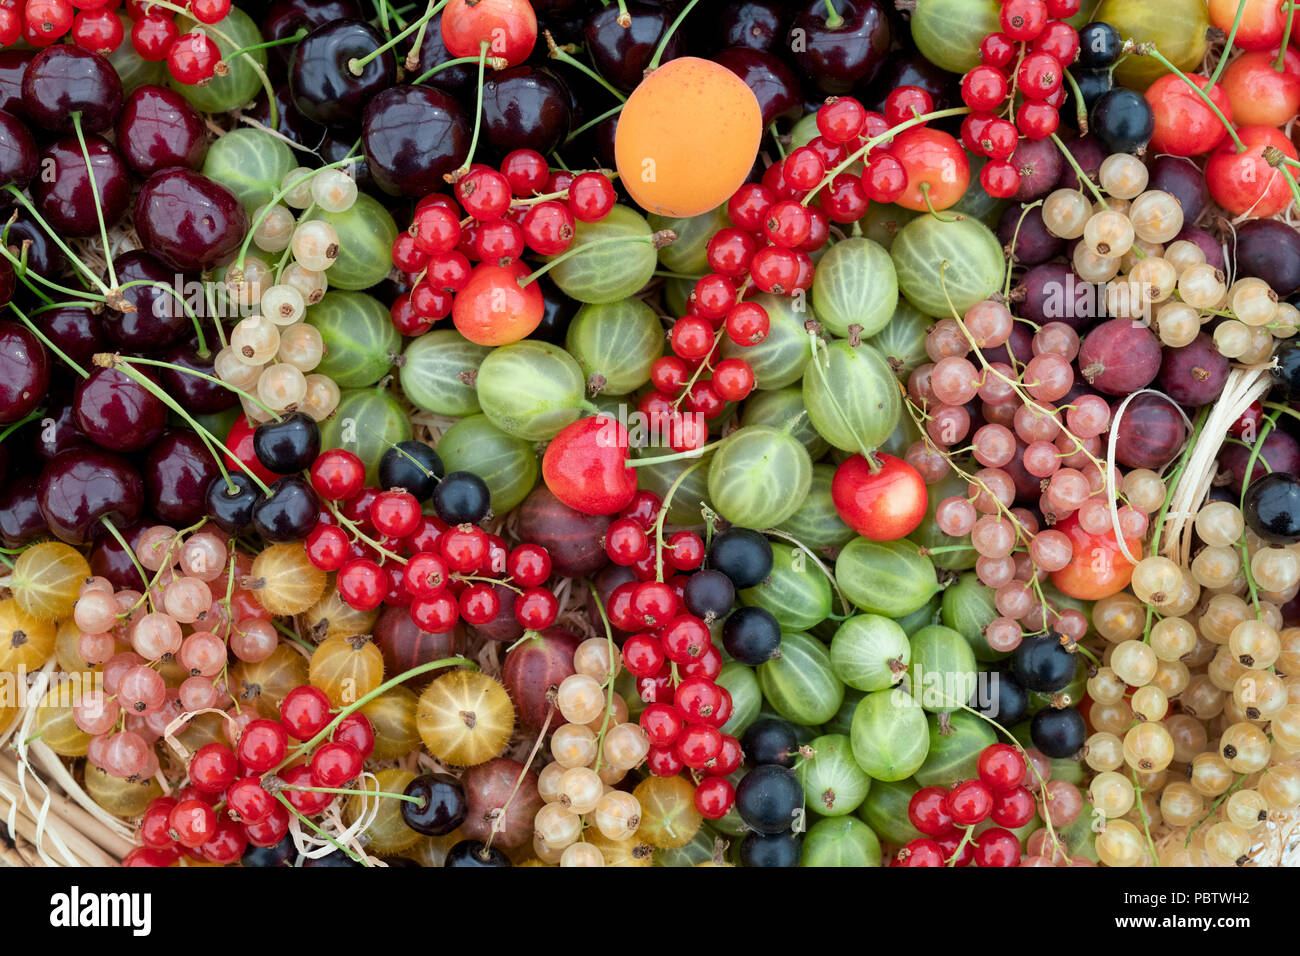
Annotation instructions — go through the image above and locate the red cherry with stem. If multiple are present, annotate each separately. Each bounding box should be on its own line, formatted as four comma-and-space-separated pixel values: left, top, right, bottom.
451, 259, 545, 345
541, 416, 638, 516
1206, 124, 1298, 217
280, 685, 333, 741
831, 453, 927, 542
1221, 48, 1300, 128
891, 127, 970, 211
1145, 73, 1234, 156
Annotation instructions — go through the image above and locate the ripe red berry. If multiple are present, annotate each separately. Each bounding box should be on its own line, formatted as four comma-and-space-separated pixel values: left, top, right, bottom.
749, 244, 802, 292
514, 587, 558, 629
242, 801, 290, 846
670, 314, 716, 361
168, 798, 217, 848
500, 148, 549, 196
783, 146, 826, 191
691, 273, 737, 319
962, 65, 1009, 111
706, 227, 758, 277
674, 676, 724, 723
140, 798, 178, 848
225, 777, 276, 826
332, 713, 375, 760
567, 172, 617, 222
725, 301, 769, 346
456, 168, 511, 219
972, 827, 1022, 867
884, 85, 934, 125
191, 0, 233, 24
1017, 52, 1064, 100
908, 785, 955, 836
338, 558, 387, 612
632, 581, 678, 628
646, 744, 684, 777
711, 357, 755, 402
980, 118, 1019, 159
167, 31, 220, 85
310, 740, 363, 788
439, 524, 488, 574
981, 160, 1022, 198
459, 582, 501, 626
236, 719, 288, 773
694, 776, 735, 819
945, 779, 994, 826
819, 173, 869, 223
520, 201, 575, 255
727, 182, 776, 231
622, 633, 667, 678
816, 96, 867, 143
676, 722, 722, 769
370, 490, 421, 538
665, 530, 705, 571
1016, 100, 1060, 140
410, 593, 459, 632
978, 743, 1029, 791
1032, 21, 1080, 65
991, 785, 1036, 828
281, 685, 333, 741
862, 154, 907, 203
279, 763, 332, 815
71, 9, 124, 53
660, 614, 711, 662
305, 523, 349, 571
979, 32, 1017, 68
1000, 0, 1048, 41
620, 490, 662, 530
639, 702, 684, 747
506, 543, 551, 587
188, 742, 238, 794
310, 450, 365, 501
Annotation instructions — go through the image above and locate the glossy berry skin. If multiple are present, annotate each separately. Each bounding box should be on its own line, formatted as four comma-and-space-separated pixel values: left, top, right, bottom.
21, 45, 123, 134
290, 20, 396, 127
694, 776, 735, 820
339, 559, 388, 611
280, 686, 333, 741
908, 786, 955, 837
253, 414, 321, 475
707, 528, 773, 589
1145, 74, 1232, 156
735, 764, 803, 833
332, 713, 375, 760
832, 453, 927, 541
432, 471, 491, 525
1207, 125, 1299, 218
506, 543, 550, 587
1012, 633, 1077, 693
620, 633, 665, 678
991, 785, 1036, 828
721, 605, 781, 665
945, 779, 994, 826
237, 720, 288, 773
203, 472, 259, 536
787, 0, 891, 95
973, 827, 1021, 867
977, 743, 1028, 791
188, 743, 238, 794
1090, 88, 1155, 155
893, 838, 944, 867
362, 85, 469, 197
34, 135, 130, 237
541, 417, 638, 517
310, 450, 366, 501
310, 740, 363, 788
1030, 706, 1086, 758
0, 322, 50, 425
115, 83, 207, 177
140, 798, 178, 848
133, 168, 250, 274
168, 799, 217, 848
38, 448, 143, 545
252, 477, 321, 543
400, 773, 467, 835
1244, 473, 1300, 544
444, 839, 511, 867
1077, 21, 1122, 68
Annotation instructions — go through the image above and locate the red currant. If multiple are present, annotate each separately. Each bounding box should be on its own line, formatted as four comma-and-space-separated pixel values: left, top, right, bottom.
783, 146, 826, 191
459, 582, 500, 626
242, 801, 290, 846
168, 798, 216, 848
1017, 52, 1064, 100
908, 785, 955, 836
639, 702, 683, 747
500, 148, 549, 196
1032, 21, 1080, 65
280, 685, 333, 741
167, 31, 220, 85
189, 742, 238, 794
691, 273, 737, 319
506, 543, 551, 587
439, 524, 488, 574
567, 172, 616, 222
945, 779, 994, 826
225, 777, 275, 826
711, 357, 755, 402
140, 798, 178, 848
763, 199, 812, 248
725, 301, 769, 346
621, 632, 666, 678
456, 168, 511, 220
816, 96, 867, 143
727, 182, 775, 231
676, 722, 722, 769
310, 740, 362, 788
749, 244, 802, 293
305, 523, 349, 571
884, 85, 934, 125
972, 827, 1022, 867
71, 8, 124, 53
981, 160, 1022, 198
310, 450, 365, 501
279, 763, 333, 815
1000, 0, 1048, 41
979, 32, 1016, 68
670, 314, 716, 361
705, 227, 758, 277
665, 530, 704, 571
978, 743, 1028, 791
237, 719, 287, 773
862, 154, 907, 203
961, 65, 1009, 111
892, 838, 944, 867
338, 558, 387, 612
1016, 100, 1059, 140
819, 172, 869, 223
646, 744, 684, 777
620, 490, 662, 530
990, 785, 1036, 828
332, 713, 375, 760
514, 586, 558, 629
693, 776, 735, 819
660, 614, 710, 662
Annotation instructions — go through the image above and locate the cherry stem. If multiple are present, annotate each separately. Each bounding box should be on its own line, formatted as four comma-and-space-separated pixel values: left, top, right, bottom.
374, 0, 392, 33
615, 0, 631, 28
323, 498, 408, 565
1048, 132, 1108, 206
822, 0, 844, 30
1263, 147, 1300, 211
1141, 46, 1244, 152
281, 783, 423, 804
1061, 68, 1089, 134
587, 582, 618, 772
1279, 4, 1296, 71
517, 232, 673, 287
410, 53, 501, 85
223, 30, 305, 64
802, 107, 972, 206
109, 354, 283, 422
446, 42, 491, 183
917, 182, 959, 223
271, 792, 368, 864
1209, 0, 1249, 87
104, 358, 273, 496
99, 516, 152, 595
403, 1, 443, 71
564, 102, 625, 144
349, 0, 444, 75
544, 30, 628, 103
486, 704, 554, 849
0, 408, 44, 443
626, 439, 723, 468
6, 303, 89, 379
648, 0, 703, 72
651, 459, 706, 582
114, 278, 209, 357
70, 113, 118, 294
276, 656, 478, 768
2, 186, 111, 297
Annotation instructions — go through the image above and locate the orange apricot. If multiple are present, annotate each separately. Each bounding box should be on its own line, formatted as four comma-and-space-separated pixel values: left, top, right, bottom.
614, 56, 762, 219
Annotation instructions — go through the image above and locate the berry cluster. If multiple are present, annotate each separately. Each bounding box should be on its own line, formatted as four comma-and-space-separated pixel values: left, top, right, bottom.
304, 443, 560, 636
126, 685, 376, 866
960, 0, 1084, 197
603, 489, 704, 580
214, 166, 362, 426
895, 743, 1086, 867
389, 150, 618, 338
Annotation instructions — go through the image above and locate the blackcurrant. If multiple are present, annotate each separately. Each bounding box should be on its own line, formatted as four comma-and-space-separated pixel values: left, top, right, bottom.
683, 569, 735, 622
1090, 88, 1154, 155
400, 773, 467, 836
1076, 21, 1122, 69
240, 833, 296, 867
302, 849, 363, 867
707, 527, 773, 589
734, 764, 803, 834
722, 605, 782, 665
1067, 67, 1112, 116
741, 717, 798, 768
1011, 633, 1077, 693
252, 476, 320, 543
204, 472, 259, 535
379, 440, 444, 500
444, 839, 511, 867
974, 668, 1028, 727
1270, 342, 1300, 400
738, 830, 803, 867
1030, 705, 1086, 758
1244, 473, 1300, 544
433, 471, 491, 525
252, 412, 321, 474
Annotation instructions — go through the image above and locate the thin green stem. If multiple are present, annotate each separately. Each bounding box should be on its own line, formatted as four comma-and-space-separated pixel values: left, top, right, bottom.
235, 156, 358, 272
282, 784, 423, 804
272, 792, 368, 864
1004, 199, 1045, 298
70, 113, 117, 292
1144, 46, 1244, 152
1062, 68, 1089, 133
588, 582, 617, 773
0, 409, 44, 443
224, 31, 306, 63
822, 0, 844, 29
946, 825, 974, 866
628, 439, 724, 468
651, 460, 706, 582
1209, 1, 1248, 86
115, 279, 209, 357
349, 0, 442, 75
448, 42, 490, 181
565, 103, 625, 144
1049, 133, 1107, 206
3, 187, 110, 296
1130, 768, 1160, 866
119, 355, 282, 421
648, 0, 702, 71
324, 499, 408, 564
7, 303, 89, 378
99, 516, 152, 593
544, 30, 627, 103
411, 54, 494, 85
518, 233, 660, 286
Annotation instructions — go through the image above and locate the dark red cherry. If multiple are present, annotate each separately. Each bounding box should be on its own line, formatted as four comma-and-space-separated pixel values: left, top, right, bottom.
362, 85, 469, 197
714, 47, 804, 126
32, 400, 92, 461
289, 20, 396, 128
133, 168, 250, 274
72, 366, 168, 453
35, 306, 104, 372
262, 0, 363, 68
89, 521, 149, 590
583, 2, 684, 92
204, 472, 259, 535
0, 475, 50, 548
0, 50, 33, 116
21, 46, 123, 134
719, 1, 787, 52
0, 321, 50, 424
157, 343, 237, 415
245, 84, 325, 151
0, 109, 37, 193
37, 448, 144, 545
101, 250, 192, 352
481, 66, 571, 156
145, 430, 221, 526
788, 0, 891, 95
0, 256, 12, 308
116, 84, 208, 177
32, 135, 131, 237
864, 49, 960, 115
3, 212, 67, 280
